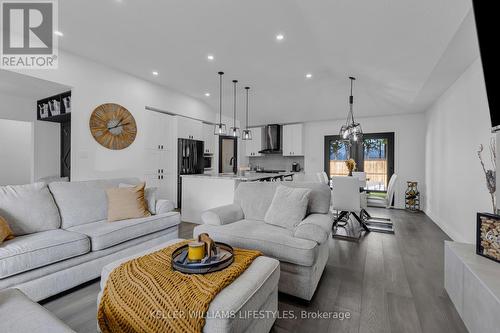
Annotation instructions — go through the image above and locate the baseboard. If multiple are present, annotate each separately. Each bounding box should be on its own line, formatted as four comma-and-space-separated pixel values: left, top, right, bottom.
424, 208, 468, 243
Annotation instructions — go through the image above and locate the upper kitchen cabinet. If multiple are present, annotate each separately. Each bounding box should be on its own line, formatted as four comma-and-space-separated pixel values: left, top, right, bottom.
282, 123, 304, 156
245, 127, 263, 157
144, 110, 173, 151
202, 122, 215, 154
176, 116, 202, 140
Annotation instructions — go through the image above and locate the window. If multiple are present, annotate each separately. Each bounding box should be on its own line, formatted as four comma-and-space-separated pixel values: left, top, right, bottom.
328, 139, 349, 177
324, 132, 394, 191
362, 137, 390, 190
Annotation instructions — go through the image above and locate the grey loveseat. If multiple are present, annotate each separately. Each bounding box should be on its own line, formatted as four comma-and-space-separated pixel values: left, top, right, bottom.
194, 182, 332, 301
0, 178, 179, 301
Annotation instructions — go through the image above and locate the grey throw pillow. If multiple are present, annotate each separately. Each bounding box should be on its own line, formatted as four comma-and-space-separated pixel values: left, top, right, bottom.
0, 182, 61, 235
119, 183, 157, 214
264, 185, 311, 230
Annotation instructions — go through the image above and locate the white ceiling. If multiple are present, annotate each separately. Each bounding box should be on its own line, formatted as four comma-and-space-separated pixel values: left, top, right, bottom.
56, 0, 477, 124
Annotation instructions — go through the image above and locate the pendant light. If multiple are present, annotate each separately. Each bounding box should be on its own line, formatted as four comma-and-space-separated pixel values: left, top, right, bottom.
214, 71, 227, 135
242, 86, 252, 140
339, 76, 363, 144
229, 80, 240, 137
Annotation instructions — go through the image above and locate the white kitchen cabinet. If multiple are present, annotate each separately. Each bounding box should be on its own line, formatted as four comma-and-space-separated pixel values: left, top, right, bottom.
143, 149, 175, 202
282, 125, 292, 156
202, 122, 215, 154
143, 149, 162, 175
282, 123, 304, 156
144, 149, 173, 175
245, 127, 263, 157
176, 116, 202, 140
145, 111, 173, 151
144, 110, 175, 203
144, 173, 174, 201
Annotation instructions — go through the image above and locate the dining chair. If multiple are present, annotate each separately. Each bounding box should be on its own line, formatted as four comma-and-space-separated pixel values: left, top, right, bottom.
331, 176, 370, 236
361, 174, 398, 234
316, 171, 329, 185
367, 174, 398, 208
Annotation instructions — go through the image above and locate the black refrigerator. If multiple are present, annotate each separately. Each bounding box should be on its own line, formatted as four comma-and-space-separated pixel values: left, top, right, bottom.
178, 138, 204, 208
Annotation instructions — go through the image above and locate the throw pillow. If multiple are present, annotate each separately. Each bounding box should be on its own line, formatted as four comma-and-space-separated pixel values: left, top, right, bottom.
37, 176, 69, 184
0, 215, 15, 244
0, 182, 61, 236
119, 183, 157, 214
106, 183, 151, 222
264, 185, 311, 230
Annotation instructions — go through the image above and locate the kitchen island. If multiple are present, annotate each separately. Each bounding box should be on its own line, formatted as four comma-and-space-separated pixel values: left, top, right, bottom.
180, 172, 294, 223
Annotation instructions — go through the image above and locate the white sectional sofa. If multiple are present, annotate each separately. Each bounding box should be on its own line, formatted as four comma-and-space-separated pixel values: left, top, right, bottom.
0, 288, 75, 333
0, 178, 179, 301
194, 182, 332, 301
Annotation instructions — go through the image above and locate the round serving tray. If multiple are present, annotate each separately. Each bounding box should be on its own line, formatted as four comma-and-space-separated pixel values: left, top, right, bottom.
172, 242, 234, 274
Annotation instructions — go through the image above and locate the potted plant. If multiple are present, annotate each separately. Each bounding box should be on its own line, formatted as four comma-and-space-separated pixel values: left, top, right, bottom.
345, 159, 356, 177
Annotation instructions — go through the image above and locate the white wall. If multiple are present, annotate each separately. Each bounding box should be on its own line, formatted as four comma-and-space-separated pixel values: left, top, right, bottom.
11, 51, 217, 181
424, 59, 492, 243
303, 113, 426, 209
0, 119, 32, 185
34, 121, 61, 180
249, 155, 304, 172
0, 92, 60, 182
0, 92, 34, 122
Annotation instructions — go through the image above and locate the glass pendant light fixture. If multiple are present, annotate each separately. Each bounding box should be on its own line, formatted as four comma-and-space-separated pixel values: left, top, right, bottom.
242, 86, 252, 140
229, 80, 240, 137
339, 76, 363, 144
214, 71, 227, 135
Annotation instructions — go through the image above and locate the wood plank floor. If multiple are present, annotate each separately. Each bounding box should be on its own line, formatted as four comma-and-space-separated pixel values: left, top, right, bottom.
42, 208, 467, 333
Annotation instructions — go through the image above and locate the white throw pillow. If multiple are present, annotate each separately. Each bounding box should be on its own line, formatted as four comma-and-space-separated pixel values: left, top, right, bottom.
264, 185, 311, 230
119, 183, 157, 214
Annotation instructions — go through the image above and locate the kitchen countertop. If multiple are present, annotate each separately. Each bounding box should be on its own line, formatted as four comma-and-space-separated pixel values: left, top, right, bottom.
181, 171, 296, 181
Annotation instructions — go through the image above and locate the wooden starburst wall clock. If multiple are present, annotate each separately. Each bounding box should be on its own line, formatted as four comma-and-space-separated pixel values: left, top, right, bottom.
89, 103, 137, 150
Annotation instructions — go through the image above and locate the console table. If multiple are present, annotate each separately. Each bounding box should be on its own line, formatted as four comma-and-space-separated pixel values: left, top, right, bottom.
444, 241, 500, 333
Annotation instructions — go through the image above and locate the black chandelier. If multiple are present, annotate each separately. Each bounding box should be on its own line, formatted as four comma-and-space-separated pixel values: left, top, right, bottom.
242, 86, 252, 140
214, 71, 227, 135
229, 80, 240, 137
339, 76, 363, 144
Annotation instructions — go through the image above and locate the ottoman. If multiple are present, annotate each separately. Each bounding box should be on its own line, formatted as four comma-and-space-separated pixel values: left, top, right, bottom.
98, 238, 280, 333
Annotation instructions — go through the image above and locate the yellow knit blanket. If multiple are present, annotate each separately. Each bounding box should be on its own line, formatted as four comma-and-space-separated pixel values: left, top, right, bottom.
97, 240, 261, 333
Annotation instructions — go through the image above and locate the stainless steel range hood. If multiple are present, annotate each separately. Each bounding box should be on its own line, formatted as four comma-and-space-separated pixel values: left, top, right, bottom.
259, 124, 282, 154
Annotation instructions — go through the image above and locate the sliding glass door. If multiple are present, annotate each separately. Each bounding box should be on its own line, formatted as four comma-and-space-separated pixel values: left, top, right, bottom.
324, 137, 350, 179
324, 132, 394, 191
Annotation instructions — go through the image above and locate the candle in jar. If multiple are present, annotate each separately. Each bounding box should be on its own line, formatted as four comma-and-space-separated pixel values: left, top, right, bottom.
188, 241, 206, 261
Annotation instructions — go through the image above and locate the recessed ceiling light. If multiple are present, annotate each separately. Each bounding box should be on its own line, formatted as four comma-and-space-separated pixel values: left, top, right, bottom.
152, 71, 159, 76
54, 31, 63, 37
204, 92, 211, 97
276, 33, 285, 41
207, 55, 215, 61
306, 73, 313, 79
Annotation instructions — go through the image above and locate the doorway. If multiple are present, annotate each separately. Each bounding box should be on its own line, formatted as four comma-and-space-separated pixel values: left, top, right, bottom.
60, 120, 71, 178
219, 136, 238, 174
324, 132, 394, 191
